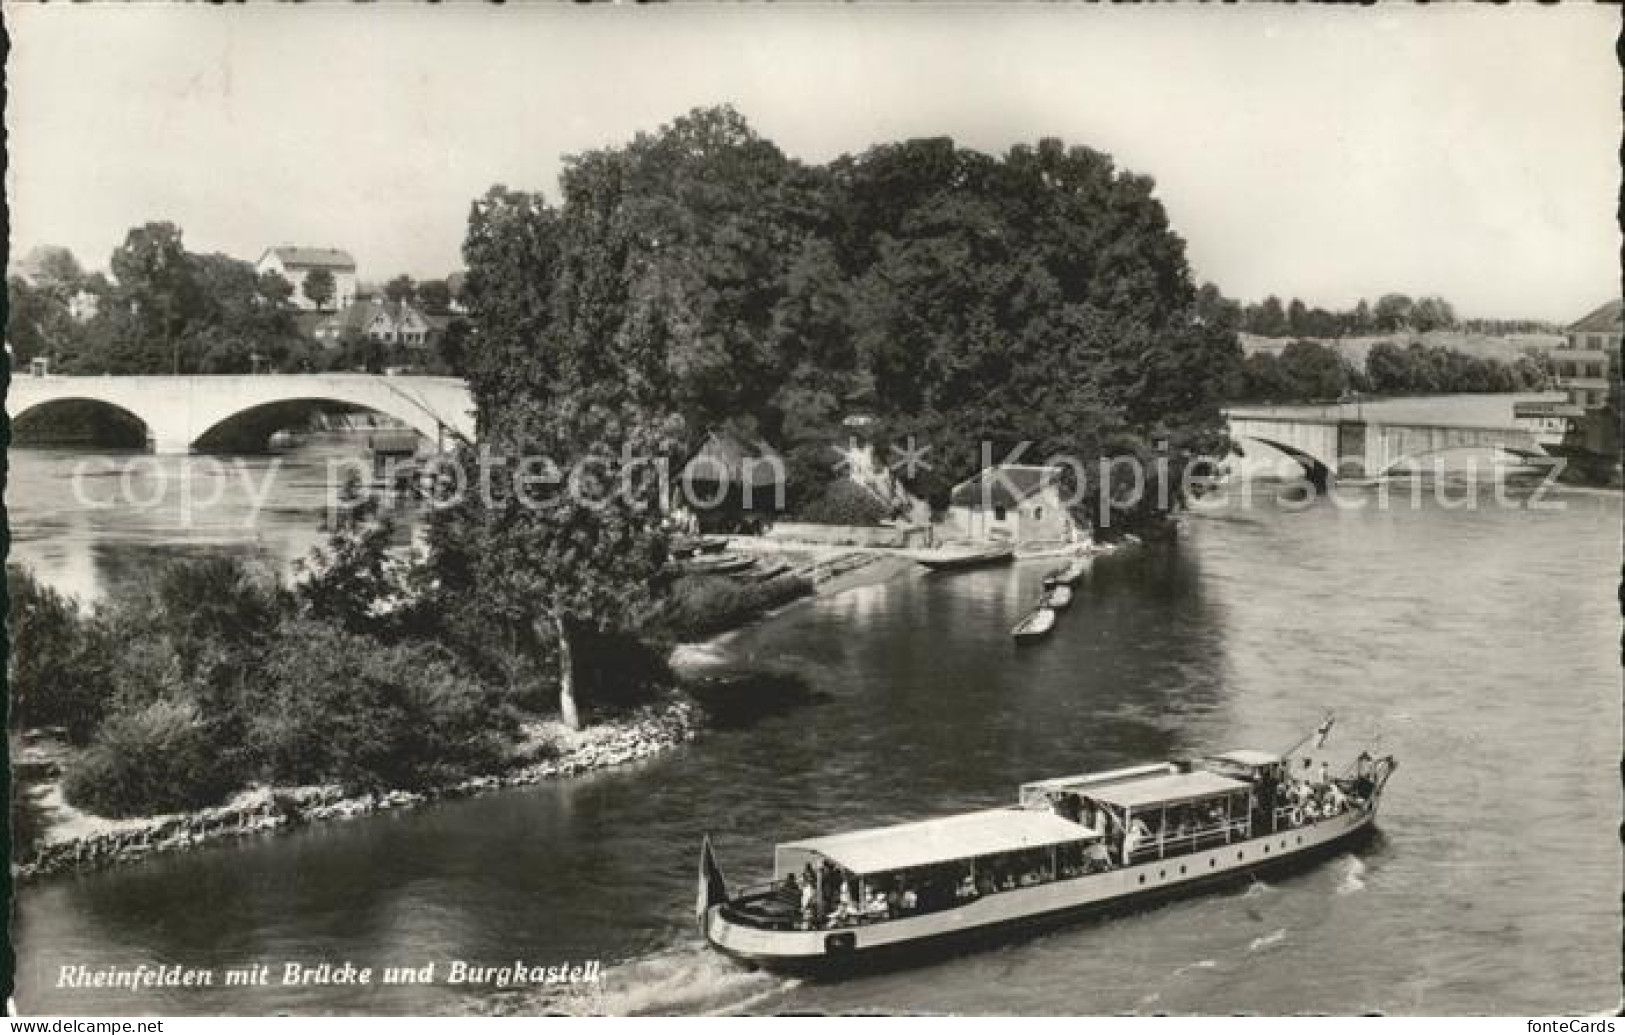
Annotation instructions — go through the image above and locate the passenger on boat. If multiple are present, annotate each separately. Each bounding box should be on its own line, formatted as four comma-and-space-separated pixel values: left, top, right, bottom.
1085, 840, 1112, 872
1126, 815, 1153, 859
867, 892, 890, 920
900, 888, 918, 912
957, 874, 978, 900
799, 877, 817, 923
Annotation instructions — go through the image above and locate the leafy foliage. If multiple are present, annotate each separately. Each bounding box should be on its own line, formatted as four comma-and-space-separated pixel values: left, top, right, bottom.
62, 699, 238, 818
243, 620, 515, 794
13, 230, 321, 375
5, 567, 114, 743
656, 574, 814, 642
794, 479, 893, 526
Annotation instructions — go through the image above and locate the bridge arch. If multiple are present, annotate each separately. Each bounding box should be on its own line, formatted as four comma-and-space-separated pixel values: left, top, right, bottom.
10, 396, 152, 450
1370, 442, 1552, 479
1230, 435, 1334, 488
190, 397, 442, 453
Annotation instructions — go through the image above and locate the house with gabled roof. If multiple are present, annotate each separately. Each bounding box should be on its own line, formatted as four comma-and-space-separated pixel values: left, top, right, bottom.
944, 463, 1084, 548
311, 295, 437, 349
1555, 299, 1622, 410
256, 246, 358, 312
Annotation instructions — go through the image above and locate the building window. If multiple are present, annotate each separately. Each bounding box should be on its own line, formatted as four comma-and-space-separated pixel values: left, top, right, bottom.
994, 505, 1007, 522
1033, 507, 1044, 522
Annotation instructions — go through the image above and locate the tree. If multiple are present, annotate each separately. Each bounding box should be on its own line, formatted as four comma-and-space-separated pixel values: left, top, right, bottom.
108, 221, 198, 372
1373, 293, 1414, 332
384, 274, 417, 304
1287, 297, 1309, 337
433, 173, 689, 728
1352, 298, 1373, 333
417, 278, 453, 313
1276, 340, 1348, 400
1252, 296, 1288, 337
303, 268, 337, 311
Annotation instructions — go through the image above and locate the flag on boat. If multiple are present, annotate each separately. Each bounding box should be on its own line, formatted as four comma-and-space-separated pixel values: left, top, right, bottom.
696, 835, 729, 925
1313, 715, 1336, 749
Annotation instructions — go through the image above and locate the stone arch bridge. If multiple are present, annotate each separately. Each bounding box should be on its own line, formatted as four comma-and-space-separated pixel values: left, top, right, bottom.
6, 374, 475, 453
1226, 409, 1546, 485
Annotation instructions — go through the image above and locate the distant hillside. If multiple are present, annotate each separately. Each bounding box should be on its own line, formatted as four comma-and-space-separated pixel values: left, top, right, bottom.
1239, 330, 1566, 367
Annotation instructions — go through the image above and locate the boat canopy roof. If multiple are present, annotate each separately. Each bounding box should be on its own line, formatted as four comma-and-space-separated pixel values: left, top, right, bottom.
776, 808, 1099, 876
1210, 750, 1281, 768
1083, 771, 1250, 810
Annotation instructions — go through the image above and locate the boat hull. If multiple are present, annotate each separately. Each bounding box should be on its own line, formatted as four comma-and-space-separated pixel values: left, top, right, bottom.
704, 806, 1377, 977
916, 546, 1016, 572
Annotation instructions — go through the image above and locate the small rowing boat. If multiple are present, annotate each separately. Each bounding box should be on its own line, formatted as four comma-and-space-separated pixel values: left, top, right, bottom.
1042, 556, 1089, 587
681, 554, 757, 576
1011, 606, 1057, 643
699, 717, 1396, 975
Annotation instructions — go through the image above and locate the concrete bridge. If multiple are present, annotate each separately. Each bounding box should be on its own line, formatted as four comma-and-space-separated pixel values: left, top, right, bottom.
1226, 408, 1546, 484
6, 373, 475, 453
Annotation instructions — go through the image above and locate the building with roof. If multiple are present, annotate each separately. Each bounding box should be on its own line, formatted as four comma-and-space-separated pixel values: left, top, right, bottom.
944, 463, 1083, 548
674, 429, 786, 533
256, 246, 359, 312
311, 296, 437, 349
1555, 299, 1621, 410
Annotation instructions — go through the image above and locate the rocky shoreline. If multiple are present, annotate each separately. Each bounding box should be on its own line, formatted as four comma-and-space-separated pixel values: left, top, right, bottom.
12, 698, 701, 885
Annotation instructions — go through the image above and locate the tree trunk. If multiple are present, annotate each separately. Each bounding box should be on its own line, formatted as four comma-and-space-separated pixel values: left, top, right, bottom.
555, 614, 582, 731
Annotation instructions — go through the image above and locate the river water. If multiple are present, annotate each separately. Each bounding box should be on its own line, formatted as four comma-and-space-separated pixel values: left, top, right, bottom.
7, 398, 1621, 1015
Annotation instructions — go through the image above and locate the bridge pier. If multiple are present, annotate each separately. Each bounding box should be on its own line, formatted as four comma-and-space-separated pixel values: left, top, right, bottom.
148, 432, 195, 455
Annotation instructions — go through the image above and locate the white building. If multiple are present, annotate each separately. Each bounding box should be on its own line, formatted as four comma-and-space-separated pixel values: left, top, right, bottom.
255, 246, 358, 312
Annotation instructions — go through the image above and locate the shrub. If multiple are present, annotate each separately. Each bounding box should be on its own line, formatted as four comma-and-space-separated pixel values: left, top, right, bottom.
6, 566, 115, 743
659, 573, 813, 640
62, 700, 237, 818
243, 619, 517, 794
794, 479, 892, 526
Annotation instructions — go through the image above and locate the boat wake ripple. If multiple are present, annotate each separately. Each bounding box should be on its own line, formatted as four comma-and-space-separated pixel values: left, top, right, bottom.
593, 944, 797, 1017
1247, 928, 1288, 952
1335, 855, 1368, 895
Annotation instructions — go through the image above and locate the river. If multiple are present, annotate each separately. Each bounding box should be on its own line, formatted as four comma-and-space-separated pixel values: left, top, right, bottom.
7, 399, 1621, 1015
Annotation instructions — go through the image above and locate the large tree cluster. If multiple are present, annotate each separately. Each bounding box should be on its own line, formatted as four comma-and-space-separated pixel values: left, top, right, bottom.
430, 106, 1244, 724
8, 227, 318, 375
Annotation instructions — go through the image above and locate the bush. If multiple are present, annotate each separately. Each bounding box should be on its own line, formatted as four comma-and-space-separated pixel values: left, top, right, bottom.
62, 700, 237, 818
243, 619, 517, 794
659, 574, 813, 640
794, 479, 892, 526
6, 566, 115, 743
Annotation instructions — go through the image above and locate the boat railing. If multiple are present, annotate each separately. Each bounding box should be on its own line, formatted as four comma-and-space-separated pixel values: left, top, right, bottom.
1126, 818, 1250, 864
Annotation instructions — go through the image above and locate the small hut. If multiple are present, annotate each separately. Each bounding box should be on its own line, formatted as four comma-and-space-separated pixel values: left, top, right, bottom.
675, 429, 786, 533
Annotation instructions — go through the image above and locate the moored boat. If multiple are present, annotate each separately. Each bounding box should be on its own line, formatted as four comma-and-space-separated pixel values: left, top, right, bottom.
1011, 607, 1057, 643
915, 542, 1016, 572
1042, 585, 1073, 610
680, 554, 757, 576
699, 718, 1396, 974
1042, 556, 1089, 587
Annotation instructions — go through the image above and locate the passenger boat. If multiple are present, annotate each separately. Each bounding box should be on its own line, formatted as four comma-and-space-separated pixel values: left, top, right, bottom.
698, 719, 1396, 974
1011, 607, 1057, 643
915, 542, 1016, 572
1041, 585, 1073, 610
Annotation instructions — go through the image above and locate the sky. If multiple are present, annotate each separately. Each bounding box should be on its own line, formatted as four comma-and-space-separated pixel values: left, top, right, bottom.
6, 4, 1619, 322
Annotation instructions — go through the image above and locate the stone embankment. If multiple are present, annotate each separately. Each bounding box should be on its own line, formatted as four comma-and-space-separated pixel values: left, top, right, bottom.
13, 699, 700, 884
